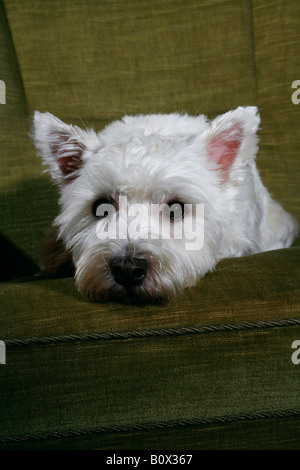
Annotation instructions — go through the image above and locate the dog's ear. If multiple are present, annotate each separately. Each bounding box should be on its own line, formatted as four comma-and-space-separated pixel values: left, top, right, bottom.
32, 111, 97, 184
205, 106, 260, 180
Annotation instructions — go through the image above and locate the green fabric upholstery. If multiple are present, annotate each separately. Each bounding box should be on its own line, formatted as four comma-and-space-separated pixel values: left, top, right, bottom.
0, 0, 299, 449
1, 248, 300, 449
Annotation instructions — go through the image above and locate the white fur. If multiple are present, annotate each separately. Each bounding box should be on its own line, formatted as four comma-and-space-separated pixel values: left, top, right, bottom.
32, 107, 298, 302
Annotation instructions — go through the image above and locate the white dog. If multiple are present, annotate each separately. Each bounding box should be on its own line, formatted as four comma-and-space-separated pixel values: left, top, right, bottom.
33, 107, 298, 302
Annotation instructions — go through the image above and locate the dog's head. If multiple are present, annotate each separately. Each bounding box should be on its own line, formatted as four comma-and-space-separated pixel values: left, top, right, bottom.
32, 107, 260, 302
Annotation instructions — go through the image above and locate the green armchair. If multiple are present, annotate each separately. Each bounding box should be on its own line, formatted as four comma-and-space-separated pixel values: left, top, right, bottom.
0, 0, 299, 449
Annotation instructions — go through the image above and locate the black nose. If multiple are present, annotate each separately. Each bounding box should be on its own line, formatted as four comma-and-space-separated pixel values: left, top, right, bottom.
110, 257, 148, 289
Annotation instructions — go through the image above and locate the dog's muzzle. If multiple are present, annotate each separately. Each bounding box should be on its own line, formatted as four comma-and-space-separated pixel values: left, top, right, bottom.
110, 257, 148, 289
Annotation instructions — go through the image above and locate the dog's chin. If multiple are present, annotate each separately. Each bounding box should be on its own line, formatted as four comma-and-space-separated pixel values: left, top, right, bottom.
77, 278, 179, 305
76, 266, 183, 304
92, 285, 167, 305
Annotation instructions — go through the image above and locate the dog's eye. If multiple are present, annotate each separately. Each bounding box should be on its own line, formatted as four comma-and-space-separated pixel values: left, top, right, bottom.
92, 199, 113, 219
167, 201, 185, 221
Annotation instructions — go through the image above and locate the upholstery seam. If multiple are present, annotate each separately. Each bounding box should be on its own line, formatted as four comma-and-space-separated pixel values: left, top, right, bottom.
4, 318, 300, 347
248, 0, 259, 102
1, 408, 300, 444
2, 0, 29, 113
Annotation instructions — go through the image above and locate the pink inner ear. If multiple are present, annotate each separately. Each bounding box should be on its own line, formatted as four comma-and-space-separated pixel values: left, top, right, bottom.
50, 131, 84, 178
57, 154, 83, 176
208, 123, 243, 175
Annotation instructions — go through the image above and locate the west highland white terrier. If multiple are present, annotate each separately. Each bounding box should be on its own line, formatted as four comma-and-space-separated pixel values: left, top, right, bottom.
33, 107, 298, 302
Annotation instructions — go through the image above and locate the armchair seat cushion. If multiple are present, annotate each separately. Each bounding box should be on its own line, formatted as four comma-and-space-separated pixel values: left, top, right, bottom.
1, 247, 299, 449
